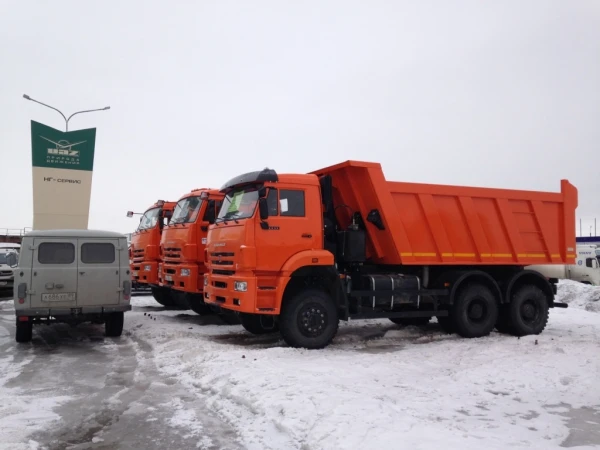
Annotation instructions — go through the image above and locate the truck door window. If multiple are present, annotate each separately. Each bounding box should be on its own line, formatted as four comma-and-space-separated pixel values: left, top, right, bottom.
203, 200, 217, 224
280, 190, 305, 217
267, 189, 278, 216
81, 243, 115, 264
38, 242, 75, 264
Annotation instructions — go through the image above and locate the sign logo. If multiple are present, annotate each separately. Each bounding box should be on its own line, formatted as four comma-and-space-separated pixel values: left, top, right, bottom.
41, 136, 86, 161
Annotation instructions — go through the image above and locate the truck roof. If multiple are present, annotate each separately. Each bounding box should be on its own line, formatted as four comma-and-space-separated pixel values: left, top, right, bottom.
24, 229, 127, 239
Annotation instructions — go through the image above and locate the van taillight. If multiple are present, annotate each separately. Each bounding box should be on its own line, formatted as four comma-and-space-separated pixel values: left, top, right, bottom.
18, 316, 29, 322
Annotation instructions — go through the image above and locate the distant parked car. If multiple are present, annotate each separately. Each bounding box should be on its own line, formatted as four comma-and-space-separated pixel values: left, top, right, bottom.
7, 229, 132, 343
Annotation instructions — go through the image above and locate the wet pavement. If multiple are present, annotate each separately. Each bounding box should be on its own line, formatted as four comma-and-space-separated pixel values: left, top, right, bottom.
0, 295, 243, 450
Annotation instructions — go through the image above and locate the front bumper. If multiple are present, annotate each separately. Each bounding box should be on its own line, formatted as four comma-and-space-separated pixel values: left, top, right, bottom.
204, 272, 280, 315
162, 262, 203, 293
0, 278, 14, 289
16, 304, 132, 317
131, 261, 159, 285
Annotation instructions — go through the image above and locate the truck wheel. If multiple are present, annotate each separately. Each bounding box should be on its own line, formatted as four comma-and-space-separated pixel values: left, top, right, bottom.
188, 294, 213, 315
105, 312, 124, 337
151, 287, 170, 307
15, 320, 32, 343
240, 313, 278, 334
389, 317, 431, 326
280, 289, 339, 349
219, 310, 241, 325
450, 283, 498, 338
507, 285, 549, 336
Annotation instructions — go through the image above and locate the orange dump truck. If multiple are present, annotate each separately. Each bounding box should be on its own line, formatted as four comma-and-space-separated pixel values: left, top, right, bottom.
204, 160, 578, 349
128, 200, 176, 304
158, 189, 225, 313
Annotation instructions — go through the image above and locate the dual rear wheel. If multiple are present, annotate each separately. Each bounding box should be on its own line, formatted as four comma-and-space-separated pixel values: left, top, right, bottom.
441, 283, 549, 338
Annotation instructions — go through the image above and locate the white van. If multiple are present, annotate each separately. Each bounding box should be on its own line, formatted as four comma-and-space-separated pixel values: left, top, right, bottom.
527, 245, 600, 286
7, 229, 132, 343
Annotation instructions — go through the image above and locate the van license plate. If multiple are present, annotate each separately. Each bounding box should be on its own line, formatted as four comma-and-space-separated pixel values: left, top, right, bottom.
0, 281, 6, 286
165, 275, 173, 281
42, 292, 76, 302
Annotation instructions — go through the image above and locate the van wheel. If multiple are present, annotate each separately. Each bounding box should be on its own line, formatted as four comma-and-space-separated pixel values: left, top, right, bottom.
240, 313, 278, 334
16, 320, 32, 343
280, 289, 339, 349
450, 283, 498, 338
507, 285, 549, 336
105, 312, 124, 337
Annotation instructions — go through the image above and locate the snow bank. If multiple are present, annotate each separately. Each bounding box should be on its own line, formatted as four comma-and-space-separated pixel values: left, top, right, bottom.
127, 297, 600, 450
556, 279, 600, 313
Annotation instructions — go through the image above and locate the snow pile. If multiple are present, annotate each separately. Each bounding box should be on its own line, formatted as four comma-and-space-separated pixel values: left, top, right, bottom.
126, 297, 600, 450
556, 279, 600, 313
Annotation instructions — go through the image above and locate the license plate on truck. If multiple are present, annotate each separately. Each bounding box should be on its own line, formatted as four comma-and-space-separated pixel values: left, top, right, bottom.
42, 292, 76, 302
0, 281, 6, 286
165, 275, 173, 281
132, 271, 139, 277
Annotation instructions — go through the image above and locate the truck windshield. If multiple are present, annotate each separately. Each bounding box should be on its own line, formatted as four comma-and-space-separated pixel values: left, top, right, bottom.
171, 196, 202, 224
216, 186, 259, 223
137, 207, 161, 231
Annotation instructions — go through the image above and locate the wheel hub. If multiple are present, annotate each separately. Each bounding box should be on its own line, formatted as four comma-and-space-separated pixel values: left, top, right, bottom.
521, 300, 538, 322
298, 303, 327, 338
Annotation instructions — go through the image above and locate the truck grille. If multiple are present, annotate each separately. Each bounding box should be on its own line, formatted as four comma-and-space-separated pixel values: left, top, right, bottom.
0, 270, 12, 276
133, 249, 145, 263
210, 252, 235, 276
164, 247, 182, 261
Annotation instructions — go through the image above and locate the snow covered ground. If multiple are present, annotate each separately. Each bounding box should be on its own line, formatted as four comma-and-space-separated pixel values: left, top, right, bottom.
1, 281, 599, 449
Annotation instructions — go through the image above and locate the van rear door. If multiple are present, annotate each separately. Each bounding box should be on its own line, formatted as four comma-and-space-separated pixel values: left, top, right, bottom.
77, 239, 120, 306
31, 238, 78, 309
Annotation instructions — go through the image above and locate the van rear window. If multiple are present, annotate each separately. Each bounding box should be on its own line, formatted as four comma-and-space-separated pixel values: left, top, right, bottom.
81, 243, 115, 264
38, 243, 75, 264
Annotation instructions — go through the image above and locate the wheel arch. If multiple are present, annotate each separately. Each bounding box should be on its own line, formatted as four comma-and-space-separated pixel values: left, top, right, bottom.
443, 270, 503, 305
281, 265, 348, 320
505, 269, 554, 305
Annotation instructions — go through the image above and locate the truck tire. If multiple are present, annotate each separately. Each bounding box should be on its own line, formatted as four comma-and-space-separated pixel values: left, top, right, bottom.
219, 310, 241, 325
15, 320, 32, 343
151, 287, 170, 307
187, 294, 213, 315
389, 317, 431, 326
279, 289, 339, 349
240, 313, 278, 334
450, 283, 498, 338
507, 285, 549, 336
105, 312, 124, 337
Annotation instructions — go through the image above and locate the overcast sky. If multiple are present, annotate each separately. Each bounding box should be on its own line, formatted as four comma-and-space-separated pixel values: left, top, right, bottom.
1, 0, 599, 235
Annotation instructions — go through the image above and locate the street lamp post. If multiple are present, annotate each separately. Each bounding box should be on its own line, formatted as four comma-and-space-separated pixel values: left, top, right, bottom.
23, 94, 110, 131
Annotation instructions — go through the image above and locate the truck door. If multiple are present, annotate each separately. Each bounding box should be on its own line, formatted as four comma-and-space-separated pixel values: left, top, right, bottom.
255, 186, 321, 274
31, 238, 78, 309
77, 239, 120, 306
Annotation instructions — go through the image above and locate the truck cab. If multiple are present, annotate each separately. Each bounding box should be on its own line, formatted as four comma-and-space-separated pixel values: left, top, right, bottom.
159, 189, 223, 314
128, 200, 176, 305
528, 245, 600, 286
10, 229, 132, 343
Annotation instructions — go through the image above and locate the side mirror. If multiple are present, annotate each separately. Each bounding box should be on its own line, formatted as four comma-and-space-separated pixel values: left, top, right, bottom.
258, 186, 267, 198
126, 211, 134, 218
163, 210, 173, 219
205, 200, 217, 224
259, 198, 269, 220
6, 253, 18, 268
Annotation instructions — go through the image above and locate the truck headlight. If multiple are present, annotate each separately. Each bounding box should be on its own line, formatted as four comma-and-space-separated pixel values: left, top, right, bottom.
233, 281, 248, 292
181, 268, 191, 277
144, 265, 152, 271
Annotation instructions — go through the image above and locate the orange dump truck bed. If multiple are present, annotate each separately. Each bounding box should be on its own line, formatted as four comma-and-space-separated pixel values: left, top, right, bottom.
312, 161, 578, 266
